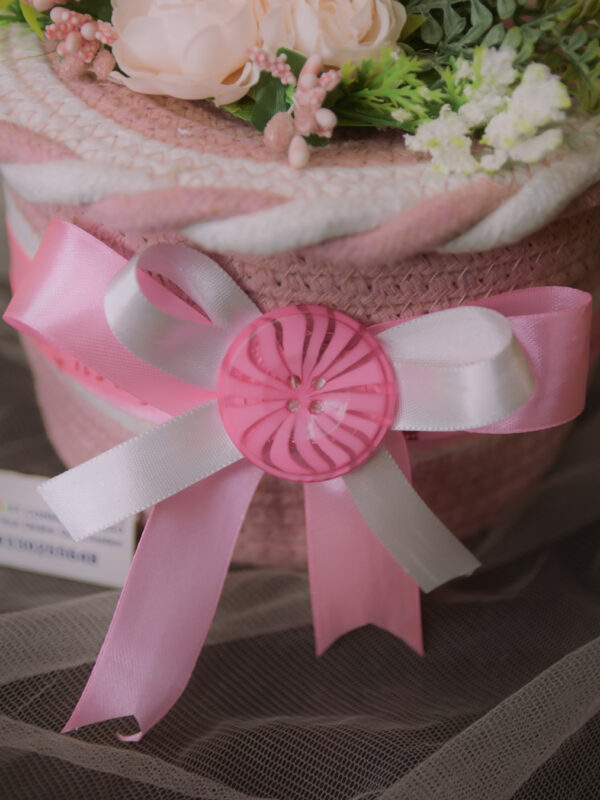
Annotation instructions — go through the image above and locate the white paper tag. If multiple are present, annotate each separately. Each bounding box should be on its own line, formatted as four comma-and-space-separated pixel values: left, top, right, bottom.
0, 469, 136, 587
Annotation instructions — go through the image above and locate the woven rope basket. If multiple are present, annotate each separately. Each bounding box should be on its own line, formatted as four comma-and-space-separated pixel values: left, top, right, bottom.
2, 26, 599, 568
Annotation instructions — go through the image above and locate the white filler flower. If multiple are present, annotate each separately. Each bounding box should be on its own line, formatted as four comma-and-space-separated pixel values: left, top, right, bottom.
405, 48, 571, 176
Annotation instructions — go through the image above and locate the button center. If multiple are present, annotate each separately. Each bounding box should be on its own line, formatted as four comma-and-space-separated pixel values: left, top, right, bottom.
217, 305, 398, 482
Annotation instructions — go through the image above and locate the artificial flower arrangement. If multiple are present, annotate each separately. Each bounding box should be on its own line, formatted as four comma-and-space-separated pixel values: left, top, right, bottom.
2, 0, 599, 170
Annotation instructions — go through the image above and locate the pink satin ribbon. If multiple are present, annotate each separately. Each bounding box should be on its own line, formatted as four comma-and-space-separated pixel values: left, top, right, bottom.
3, 220, 594, 738
307, 433, 423, 657
67, 462, 263, 740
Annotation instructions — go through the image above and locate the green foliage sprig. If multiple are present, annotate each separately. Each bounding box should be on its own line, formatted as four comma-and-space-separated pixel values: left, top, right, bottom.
0, 0, 47, 36
334, 49, 446, 131
404, 0, 600, 110
224, 0, 599, 137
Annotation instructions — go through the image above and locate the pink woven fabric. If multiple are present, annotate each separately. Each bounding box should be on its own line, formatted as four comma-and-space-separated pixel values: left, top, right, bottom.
86, 188, 285, 231
0, 121, 73, 163
10, 186, 600, 324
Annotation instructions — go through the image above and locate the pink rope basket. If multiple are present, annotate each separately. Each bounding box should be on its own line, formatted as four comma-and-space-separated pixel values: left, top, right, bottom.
2, 27, 599, 568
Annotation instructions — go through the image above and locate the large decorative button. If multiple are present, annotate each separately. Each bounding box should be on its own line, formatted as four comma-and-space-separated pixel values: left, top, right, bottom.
217, 305, 397, 482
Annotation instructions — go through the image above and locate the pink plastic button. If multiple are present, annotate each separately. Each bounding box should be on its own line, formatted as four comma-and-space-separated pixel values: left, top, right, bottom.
217, 305, 397, 482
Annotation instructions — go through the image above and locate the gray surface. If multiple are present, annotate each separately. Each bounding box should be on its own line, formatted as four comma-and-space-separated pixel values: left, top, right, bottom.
0, 188, 61, 474
0, 277, 63, 477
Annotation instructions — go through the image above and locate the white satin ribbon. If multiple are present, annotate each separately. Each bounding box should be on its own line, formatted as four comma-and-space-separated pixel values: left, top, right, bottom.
377, 306, 534, 431
344, 448, 480, 592
39, 401, 242, 541
105, 244, 260, 388
38, 243, 537, 591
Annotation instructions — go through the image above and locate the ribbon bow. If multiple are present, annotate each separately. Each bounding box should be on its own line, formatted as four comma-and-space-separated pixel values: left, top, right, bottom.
4, 221, 592, 739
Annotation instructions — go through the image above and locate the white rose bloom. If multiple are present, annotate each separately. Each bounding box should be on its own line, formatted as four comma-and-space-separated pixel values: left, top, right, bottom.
111, 0, 266, 105
260, 0, 407, 67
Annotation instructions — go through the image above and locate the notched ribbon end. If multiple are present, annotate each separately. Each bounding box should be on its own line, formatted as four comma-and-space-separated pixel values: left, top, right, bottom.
117, 728, 144, 743
63, 700, 148, 742
418, 552, 482, 596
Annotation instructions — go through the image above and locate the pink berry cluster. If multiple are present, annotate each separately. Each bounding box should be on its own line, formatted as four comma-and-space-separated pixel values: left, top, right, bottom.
292, 55, 341, 138
44, 7, 118, 80
261, 53, 342, 170
248, 47, 297, 86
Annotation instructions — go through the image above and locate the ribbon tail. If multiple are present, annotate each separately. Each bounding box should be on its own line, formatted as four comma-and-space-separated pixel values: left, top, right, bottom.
344, 445, 481, 593
39, 400, 241, 541
304, 478, 423, 657
63, 460, 262, 740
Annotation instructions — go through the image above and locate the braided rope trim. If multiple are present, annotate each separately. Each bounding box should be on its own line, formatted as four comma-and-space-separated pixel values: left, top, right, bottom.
1, 26, 600, 258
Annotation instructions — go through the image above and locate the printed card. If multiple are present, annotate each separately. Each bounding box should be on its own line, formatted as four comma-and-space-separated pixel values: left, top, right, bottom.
0, 469, 136, 587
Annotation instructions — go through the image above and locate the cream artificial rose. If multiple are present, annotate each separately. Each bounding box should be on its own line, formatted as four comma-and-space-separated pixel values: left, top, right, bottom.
110, 0, 265, 105
259, 0, 407, 68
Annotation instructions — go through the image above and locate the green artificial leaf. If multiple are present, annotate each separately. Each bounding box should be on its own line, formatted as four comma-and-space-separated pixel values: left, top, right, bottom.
330, 49, 441, 132
567, 29, 588, 50
543, 51, 564, 72
400, 13, 427, 41
583, 38, 599, 63
483, 22, 506, 46
276, 47, 306, 79
221, 97, 254, 123
250, 72, 290, 132
285, 83, 296, 104
421, 15, 443, 44
516, 34, 535, 63
63, 0, 113, 22
497, 0, 516, 20
503, 25, 522, 49
335, 108, 408, 128
19, 0, 43, 38
305, 133, 330, 147
469, 0, 494, 35
442, 5, 467, 40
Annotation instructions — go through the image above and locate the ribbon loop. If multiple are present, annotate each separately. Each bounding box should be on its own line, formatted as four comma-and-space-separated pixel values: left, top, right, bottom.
105, 244, 260, 388
472, 286, 593, 433
377, 306, 535, 432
